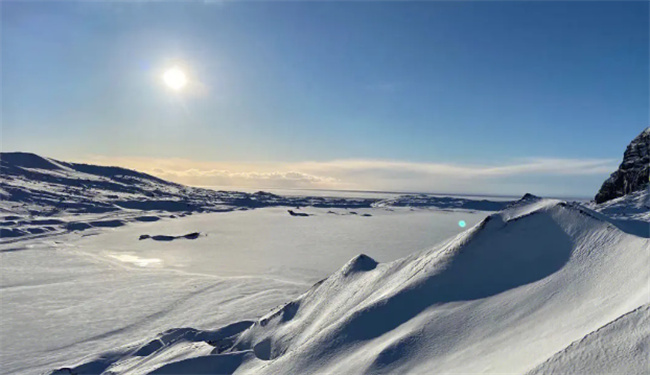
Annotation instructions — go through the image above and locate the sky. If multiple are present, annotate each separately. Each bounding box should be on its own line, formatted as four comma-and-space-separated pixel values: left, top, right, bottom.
1, 1, 648, 197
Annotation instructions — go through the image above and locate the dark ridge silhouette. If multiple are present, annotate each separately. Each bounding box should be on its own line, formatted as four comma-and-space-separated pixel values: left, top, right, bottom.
0, 152, 63, 170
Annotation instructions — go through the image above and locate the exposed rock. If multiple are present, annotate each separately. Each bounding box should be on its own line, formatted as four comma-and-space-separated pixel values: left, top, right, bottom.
595, 127, 649, 204
139, 232, 201, 241
183, 232, 200, 240
521, 193, 540, 201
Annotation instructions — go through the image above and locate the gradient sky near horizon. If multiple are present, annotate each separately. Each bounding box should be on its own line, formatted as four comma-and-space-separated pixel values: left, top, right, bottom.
2, 1, 648, 197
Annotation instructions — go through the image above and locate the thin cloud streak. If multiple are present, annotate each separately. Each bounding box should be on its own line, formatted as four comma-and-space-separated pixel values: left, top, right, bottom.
295, 158, 616, 177
79, 155, 617, 196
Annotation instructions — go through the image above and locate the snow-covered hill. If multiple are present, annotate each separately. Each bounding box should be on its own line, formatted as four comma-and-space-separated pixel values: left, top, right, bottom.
56, 194, 650, 374
0, 152, 373, 217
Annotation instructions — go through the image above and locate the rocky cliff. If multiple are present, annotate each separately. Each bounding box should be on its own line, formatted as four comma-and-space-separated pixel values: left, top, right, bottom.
595, 127, 649, 203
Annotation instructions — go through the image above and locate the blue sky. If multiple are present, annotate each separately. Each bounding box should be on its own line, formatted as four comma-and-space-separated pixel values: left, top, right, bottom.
2, 1, 648, 197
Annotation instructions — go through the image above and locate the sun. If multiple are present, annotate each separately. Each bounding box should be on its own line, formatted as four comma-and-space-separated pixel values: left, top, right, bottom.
162, 67, 187, 91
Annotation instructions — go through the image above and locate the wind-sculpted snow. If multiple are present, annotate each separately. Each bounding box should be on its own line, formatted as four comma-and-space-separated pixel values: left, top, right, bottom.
56, 197, 650, 374
527, 304, 650, 375
589, 189, 650, 238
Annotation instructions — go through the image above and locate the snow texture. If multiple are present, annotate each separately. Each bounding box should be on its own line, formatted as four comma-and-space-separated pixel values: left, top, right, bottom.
54, 194, 650, 374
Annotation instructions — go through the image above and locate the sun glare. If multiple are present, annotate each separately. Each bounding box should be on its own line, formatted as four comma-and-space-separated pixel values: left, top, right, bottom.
162, 67, 187, 91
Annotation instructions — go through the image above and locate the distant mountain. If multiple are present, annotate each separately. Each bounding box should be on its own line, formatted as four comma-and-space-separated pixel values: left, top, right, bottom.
0, 152, 173, 185
0, 152, 513, 217
595, 128, 649, 204
0, 152, 235, 215
1, 152, 515, 239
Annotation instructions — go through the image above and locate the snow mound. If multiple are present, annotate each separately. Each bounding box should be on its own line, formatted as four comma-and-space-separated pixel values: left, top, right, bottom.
61, 198, 650, 374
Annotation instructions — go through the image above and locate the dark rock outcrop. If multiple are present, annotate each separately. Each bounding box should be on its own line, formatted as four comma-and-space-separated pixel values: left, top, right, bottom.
139, 232, 201, 241
595, 127, 649, 203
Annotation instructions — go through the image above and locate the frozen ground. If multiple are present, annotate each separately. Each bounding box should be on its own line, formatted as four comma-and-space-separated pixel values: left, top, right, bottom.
74, 206, 486, 283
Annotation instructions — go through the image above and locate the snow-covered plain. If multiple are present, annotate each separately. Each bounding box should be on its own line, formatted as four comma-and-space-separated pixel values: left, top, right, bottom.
76, 206, 487, 283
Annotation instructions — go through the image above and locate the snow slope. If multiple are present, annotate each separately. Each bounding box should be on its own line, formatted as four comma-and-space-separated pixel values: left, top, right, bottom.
588, 189, 649, 238
528, 304, 650, 375
59, 195, 650, 374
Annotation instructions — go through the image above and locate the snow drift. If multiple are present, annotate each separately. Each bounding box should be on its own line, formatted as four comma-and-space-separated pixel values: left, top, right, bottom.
58, 194, 650, 374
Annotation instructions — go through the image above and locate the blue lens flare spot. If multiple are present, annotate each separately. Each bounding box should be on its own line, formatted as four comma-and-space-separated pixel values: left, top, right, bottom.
458, 220, 466, 228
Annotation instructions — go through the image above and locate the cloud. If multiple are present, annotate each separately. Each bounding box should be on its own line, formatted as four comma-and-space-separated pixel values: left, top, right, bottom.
293, 158, 615, 177
78, 155, 617, 196
153, 168, 338, 189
